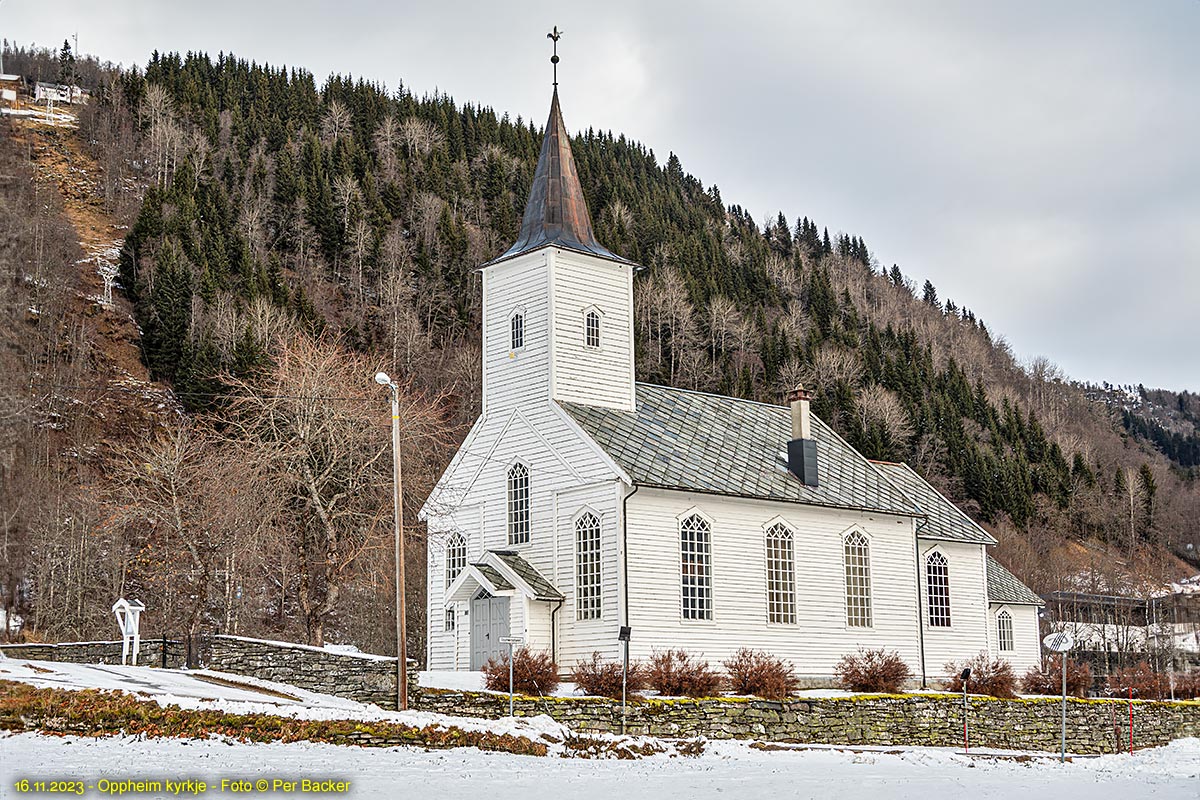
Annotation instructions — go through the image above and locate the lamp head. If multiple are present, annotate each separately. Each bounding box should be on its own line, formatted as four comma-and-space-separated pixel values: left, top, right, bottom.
374, 372, 392, 387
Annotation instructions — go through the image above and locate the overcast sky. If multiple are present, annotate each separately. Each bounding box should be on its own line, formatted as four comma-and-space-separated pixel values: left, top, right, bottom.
6, 1, 1198, 391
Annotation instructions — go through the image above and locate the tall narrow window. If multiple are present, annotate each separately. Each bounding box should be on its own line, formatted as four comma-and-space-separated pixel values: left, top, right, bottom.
445, 533, 467, 588
766, 523, 796, 624
843, 531, 872, 627
444, 608, 456, 632
507, 463, 530, 545
997, 610, 1014, 652
926, 552, 951, 627
680, 514, 712, 620
575, 512, 602, 620
585, 309, 601, 348
511, 311, 524, 350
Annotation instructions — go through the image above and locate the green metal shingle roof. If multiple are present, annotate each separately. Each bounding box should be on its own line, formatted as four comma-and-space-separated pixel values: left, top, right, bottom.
986, 555, 1044, 606
870, 461, 996, 545
560, 383, 920, 517
472, 563, 514, 592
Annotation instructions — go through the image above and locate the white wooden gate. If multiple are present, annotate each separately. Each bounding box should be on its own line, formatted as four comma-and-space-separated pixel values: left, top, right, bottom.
470, 592, 510, 670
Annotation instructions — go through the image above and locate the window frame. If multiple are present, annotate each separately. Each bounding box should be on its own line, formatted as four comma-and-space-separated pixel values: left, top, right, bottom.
574, 509, 602, 621
764, 521, 797, 625
506, 462, 530, 545
445, 532, 467, 589
843, 529, 873, 628
925, 550, 952, 628
583, 306, 602, 349
679, 510, 713, 622
509, 307, 526, 352
996, 608, 1014, 652
444, 607, 456, 632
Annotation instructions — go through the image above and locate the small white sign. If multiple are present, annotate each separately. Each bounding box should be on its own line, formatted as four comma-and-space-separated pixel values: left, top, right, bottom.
499, 636, 524, 645
1042, 631, 1074, 653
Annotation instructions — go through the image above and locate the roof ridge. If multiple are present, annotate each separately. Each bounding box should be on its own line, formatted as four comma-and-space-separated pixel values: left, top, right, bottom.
635, 381, 788, 410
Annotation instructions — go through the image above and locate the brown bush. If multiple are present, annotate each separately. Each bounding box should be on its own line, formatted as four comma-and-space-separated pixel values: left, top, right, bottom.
1173, 670, 1200, 700
1106, 662, 1169, 700
571, 651, 645, 699
944, 653, 1016, 699
646, 649, 724, 697
1021, 656, 1093, 697
833, 648, 912, 694
722, 648, 798, 699
482, 647, 559, 696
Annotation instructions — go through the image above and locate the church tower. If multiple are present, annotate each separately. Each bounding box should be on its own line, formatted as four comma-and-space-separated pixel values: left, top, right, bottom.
480, 85, 637, 413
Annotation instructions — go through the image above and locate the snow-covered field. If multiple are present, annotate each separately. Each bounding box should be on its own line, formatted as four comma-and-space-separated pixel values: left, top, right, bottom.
2, 733, 1198, 799
3, 658, 1199, 798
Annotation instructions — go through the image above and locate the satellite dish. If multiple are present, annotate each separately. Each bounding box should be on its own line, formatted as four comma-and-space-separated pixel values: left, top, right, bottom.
1042, 631, 1074, 653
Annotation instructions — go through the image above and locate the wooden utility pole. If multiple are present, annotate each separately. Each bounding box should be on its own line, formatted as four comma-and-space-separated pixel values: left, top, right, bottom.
376, 372, 408, 710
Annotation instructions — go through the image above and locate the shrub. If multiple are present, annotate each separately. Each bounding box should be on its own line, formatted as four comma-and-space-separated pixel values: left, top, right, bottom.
482, 647, 559, 696
1173, 670, 1200, 700
944, 652, 1016, 699
1021, 656, 1092, 697
722, 648, 798, 699
646, 649, 723, 697
571, 651, 645, 699
1106, 662, 1168, 700
833, 648, 911, 694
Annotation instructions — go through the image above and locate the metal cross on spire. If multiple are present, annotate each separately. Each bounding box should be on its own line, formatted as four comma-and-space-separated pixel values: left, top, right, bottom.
547, 26, 563, 87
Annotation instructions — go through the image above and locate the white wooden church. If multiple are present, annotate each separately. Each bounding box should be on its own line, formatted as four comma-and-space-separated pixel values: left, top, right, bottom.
421, 84, 1044, 687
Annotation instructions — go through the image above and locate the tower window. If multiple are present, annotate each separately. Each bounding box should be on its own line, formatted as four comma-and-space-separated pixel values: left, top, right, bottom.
926, 551, 951, 627
585, 309, 601, 348
511, 311, 525, 350
507, 463, 530, 545
445, 533, 467, 588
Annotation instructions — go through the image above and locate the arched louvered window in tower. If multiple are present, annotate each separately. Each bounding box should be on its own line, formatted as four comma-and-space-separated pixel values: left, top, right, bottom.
843, 531, 872, 627
997, 610, 1014, 652
765, 523, 796, 624
926, 552, 951, 627
507, 463, 530, 545
575, 512, 602, 620
445, 533, 467, 588
585, 309, 601, 348
511, 311, 524, 350
680, 514, 712, 620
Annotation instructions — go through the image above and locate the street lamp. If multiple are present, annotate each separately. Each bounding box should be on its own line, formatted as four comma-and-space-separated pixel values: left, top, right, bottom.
375, 371, 408, 711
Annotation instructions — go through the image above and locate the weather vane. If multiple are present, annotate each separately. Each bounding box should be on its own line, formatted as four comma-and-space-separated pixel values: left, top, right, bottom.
547, 26, 563, 87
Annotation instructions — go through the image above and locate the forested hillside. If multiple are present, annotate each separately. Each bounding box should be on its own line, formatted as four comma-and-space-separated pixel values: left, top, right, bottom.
3, 45, 1197, 654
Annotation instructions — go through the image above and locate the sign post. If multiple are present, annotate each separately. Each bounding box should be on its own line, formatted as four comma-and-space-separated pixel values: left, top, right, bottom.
618, 626, 632, 735
500, 636, 524, 717
112, 599, 145, 666
1043, 630, 1075, 763
960, 668, 971, 753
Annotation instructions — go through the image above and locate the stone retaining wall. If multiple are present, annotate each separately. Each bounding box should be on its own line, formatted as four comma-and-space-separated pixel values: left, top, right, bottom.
414, 688, 1200, 755
0, 639, 186, 668
197, 636, 418, 708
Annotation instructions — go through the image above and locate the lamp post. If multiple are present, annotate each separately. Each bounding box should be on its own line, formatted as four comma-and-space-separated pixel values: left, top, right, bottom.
375, 371, 408, 711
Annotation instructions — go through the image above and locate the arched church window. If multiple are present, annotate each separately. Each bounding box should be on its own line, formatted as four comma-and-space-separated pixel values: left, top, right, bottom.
507, 463, 530, 545
585, 309, 601, 348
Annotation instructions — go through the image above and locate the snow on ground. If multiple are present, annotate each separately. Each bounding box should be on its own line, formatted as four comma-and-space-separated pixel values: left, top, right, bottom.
1, 733, 1196, 800
0, 659, 567, 742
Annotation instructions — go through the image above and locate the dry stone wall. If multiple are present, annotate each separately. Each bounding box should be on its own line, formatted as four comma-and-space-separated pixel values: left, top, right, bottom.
4, 637, 1197, 754
413, 689, 1200, 755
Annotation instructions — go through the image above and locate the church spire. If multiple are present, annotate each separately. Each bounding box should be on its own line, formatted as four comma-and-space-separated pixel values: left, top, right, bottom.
491, 34, 628, 266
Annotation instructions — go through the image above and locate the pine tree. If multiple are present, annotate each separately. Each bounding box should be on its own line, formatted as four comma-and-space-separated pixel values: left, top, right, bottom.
58, 40, 76, 86
922, 279, 940, 310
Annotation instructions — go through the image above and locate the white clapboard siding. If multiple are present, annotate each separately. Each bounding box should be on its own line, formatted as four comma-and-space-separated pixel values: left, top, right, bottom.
423, 398, 620, 669
482, 251, 550, 413
549, 249, 635, 411
625, 487, 923, 681
989, 603, 1042, 675
917, 539, 990, 681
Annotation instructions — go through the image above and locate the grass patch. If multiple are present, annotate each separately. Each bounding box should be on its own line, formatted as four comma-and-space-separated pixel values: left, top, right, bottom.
0, 680, 547, 756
